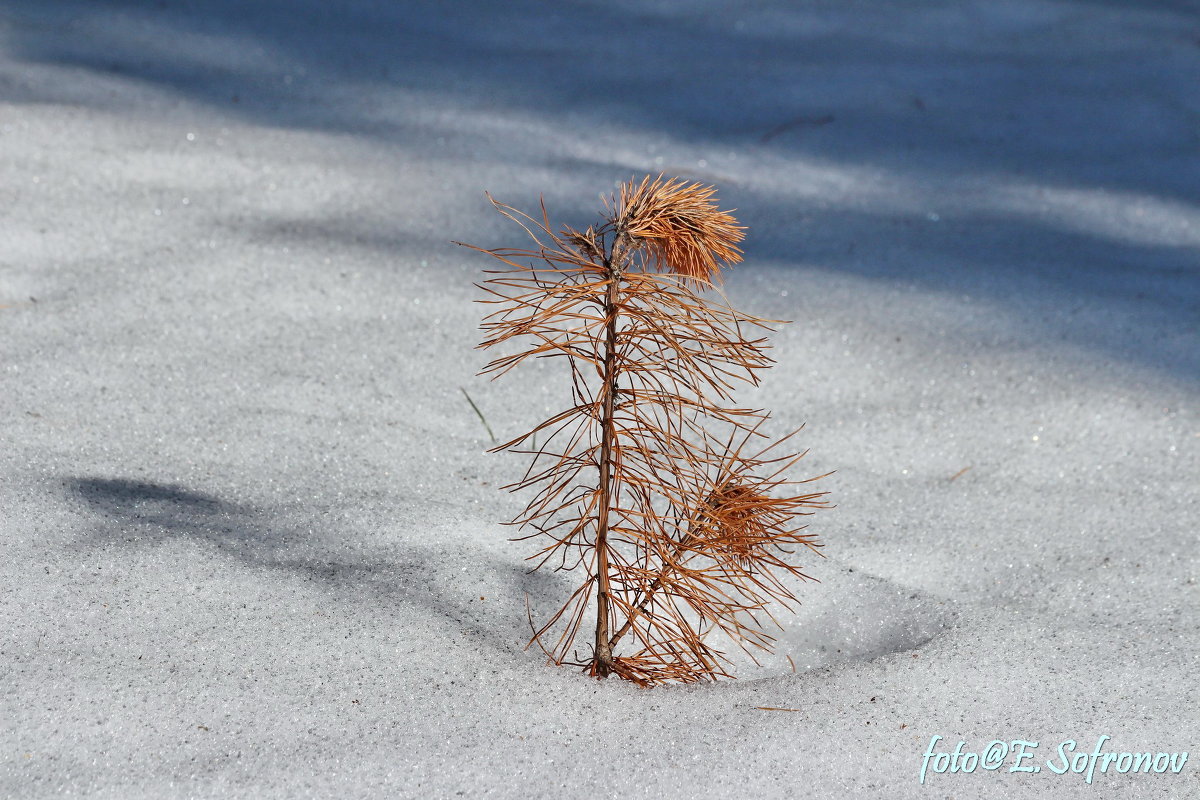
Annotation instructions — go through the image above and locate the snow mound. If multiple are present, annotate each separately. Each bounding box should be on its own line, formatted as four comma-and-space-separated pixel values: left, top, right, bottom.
728, 560, 957, 679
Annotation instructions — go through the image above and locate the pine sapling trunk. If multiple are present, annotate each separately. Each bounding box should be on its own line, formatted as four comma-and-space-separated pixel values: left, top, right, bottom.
593, 231, 633, 679
592, 266, 619, 678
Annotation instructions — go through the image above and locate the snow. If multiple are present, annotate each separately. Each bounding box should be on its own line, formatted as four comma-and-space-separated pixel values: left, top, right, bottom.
1, 0, 1196, 797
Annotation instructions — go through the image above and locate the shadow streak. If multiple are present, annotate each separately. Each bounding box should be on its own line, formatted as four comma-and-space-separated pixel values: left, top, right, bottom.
3, 0, 1196, 383
66, 476, 555, 663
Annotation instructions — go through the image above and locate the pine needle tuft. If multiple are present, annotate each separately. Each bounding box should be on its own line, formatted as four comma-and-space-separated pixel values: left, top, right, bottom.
614, 174, 745, 284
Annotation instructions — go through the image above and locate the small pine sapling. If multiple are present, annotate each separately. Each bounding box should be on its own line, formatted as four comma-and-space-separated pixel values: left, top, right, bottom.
458, 176, 831, 686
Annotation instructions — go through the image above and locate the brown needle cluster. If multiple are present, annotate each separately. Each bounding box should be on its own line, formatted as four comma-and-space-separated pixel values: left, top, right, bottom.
457, 175, 831, 686
614, 175, 745, 284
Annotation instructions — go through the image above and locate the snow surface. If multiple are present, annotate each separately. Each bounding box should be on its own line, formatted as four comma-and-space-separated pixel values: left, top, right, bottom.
1, 0, 1197, 797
